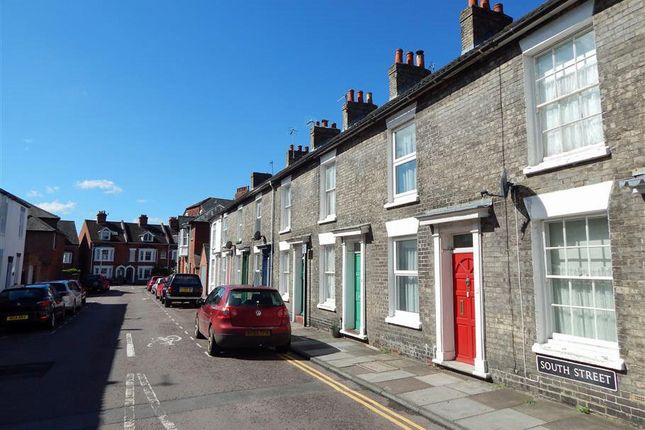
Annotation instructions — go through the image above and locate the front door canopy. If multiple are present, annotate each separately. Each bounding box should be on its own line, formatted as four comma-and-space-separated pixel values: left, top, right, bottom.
417, 198, 492, 226
332, 224, 370, 238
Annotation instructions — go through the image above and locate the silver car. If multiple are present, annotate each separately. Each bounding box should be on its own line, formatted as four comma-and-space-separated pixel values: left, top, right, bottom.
49, 281, 83, 314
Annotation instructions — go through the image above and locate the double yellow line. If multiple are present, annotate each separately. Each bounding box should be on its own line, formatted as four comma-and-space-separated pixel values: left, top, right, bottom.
279, 352, 426, 430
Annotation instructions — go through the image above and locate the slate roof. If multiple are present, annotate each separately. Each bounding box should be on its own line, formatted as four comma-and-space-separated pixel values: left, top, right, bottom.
27, 216, 56, 232
84, 219, 175, 245
26, 205, 78, 244
0, 188, 31, 208
57, 220, 79, 245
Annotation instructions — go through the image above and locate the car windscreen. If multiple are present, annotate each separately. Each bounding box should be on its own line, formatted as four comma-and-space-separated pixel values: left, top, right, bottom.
50, 283, 67, 292
0, 288, 47, 302
227, 290, 284, 307
171, 276, 201, 287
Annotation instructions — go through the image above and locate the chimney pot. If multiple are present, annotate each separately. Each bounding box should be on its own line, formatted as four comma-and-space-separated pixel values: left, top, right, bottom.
331, 122, 337, 128
493, 3, 503, 13
297, 145, 302, 151
315, 121, 320, 126
366, 92, 373, 104
395, 48, 403, 64
347, 89, 355, 102
468, 0, 476, 6
416, 50, 425, 68
290, 144, 294, 150
357, 90, 364, 103
321, 119, 328, 127
406, 51, 414, 65
304, 146, 309, 153
480, 0, 490, 9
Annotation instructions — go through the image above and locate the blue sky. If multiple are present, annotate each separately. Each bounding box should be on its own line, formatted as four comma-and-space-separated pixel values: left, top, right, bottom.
1, 0, 543, 230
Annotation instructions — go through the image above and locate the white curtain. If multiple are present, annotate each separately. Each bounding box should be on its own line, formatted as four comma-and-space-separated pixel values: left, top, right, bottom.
395, 240, 418, 313
396, 160, 417, 194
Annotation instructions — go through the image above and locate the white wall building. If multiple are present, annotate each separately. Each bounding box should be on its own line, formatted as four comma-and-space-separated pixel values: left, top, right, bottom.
0, 189, 30, 291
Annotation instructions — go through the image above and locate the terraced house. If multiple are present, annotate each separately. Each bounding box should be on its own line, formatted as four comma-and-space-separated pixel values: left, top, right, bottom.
205, 0, 644, 425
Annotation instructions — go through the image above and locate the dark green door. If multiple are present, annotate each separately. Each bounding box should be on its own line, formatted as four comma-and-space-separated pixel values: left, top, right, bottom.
354, 252, 361, 329
241, 254, 249, 284
299, 255, 305, 316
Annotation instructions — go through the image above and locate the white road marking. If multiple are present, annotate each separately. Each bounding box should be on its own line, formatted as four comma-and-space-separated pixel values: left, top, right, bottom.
126, 333, 136, 357
137, 373, 178, 430
204, 351, 210, 357
184, 331, 189, 335
195, 343, 202, 348
146, 335, 182, 347
124, 373, 136, 430
178, 325, 184, 330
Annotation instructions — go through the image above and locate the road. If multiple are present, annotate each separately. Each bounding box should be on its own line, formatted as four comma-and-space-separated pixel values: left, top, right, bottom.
0, 285, 440, 430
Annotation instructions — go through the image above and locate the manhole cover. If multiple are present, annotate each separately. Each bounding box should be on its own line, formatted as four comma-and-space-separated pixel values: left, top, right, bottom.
0, 362, 54, 380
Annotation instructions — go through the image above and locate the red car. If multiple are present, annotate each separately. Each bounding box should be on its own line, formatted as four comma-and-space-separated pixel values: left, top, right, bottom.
155, 277, 168, 300
194, 286, 291, 356
146, 276, 161, 292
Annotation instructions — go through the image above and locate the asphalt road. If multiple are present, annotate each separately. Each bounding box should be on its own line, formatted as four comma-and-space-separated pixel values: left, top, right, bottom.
0, 285, 439, 430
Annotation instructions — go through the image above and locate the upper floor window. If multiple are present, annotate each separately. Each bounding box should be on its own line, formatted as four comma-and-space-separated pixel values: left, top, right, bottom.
255, 197, 262, 233
129, 248, 136, 262
280, 179, 292, 232
222, 216, 228, 245
180, 229, 189, 247
236, 206, 243, 243
94, 247, 114, 262
171, 250, 177, 261
99, 229, 111, 241
142, 232, 154, 242
319, 152, 336, 222
18, 207, 26, 239
393, 123, 416, 198
138, 249, 156, 262
62, 252, 73, 264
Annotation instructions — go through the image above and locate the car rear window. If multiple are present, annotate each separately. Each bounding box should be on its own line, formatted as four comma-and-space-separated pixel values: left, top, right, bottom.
0, 288, 47, 302
227, 290, 284, 307
50, 283, 67, 292
171, 275, 201, 287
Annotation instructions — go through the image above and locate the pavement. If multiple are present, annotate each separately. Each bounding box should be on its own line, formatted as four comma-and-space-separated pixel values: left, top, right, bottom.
290, 325, 634, 430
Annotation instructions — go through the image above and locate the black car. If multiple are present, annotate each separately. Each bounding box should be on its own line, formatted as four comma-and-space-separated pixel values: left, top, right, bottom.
162, 274, 203, 308
0, 285, 66, 329
83, 275, 109, 293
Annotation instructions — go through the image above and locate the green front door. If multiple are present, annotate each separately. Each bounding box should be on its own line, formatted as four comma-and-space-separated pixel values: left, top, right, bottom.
299, 256, 305, 315
241, 254, 249, 284
354, 252, 361, 330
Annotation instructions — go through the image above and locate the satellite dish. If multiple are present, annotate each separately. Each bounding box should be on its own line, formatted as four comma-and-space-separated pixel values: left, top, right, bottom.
253, 231, 262, 241
500, 169, 512, 198
225, 241, 233, 249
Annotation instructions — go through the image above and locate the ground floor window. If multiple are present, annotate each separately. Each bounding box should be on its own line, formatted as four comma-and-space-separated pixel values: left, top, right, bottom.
319, 245, 335, 308
253, 252, 262, 286
393, 238, 419, 314
219, 256, 227, 285
137, 266, 153, 281
93, 265, 113, 278
279, 250, 290, 300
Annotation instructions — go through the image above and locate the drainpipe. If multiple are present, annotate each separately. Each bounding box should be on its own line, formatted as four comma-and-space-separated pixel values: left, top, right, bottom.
269, 180, 276, 288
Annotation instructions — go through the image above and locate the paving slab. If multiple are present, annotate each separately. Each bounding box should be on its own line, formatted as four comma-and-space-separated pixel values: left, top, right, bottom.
296, 347, 342, 357
359, 361, 397, 373
470, 388, 533, 409
448, 380, 496, 395
415, 372, 465, 386
404, 365, 441, 376
386, 358, 428, 369
316, 352, 356, 362
456, 408, 546, 430
512, 399, 579, 423
374, 377, 432, 395
400, 386, 467, 406
357, 369, 415, 383
543, 414, 634, 430
423, 397, 495, 421
325, 355, 375, 368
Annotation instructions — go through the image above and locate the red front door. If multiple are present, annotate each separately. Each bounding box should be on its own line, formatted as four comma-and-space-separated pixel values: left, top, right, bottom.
453, 253, 475, 365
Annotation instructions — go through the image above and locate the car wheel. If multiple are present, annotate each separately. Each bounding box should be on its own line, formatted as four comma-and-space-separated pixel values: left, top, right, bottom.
207, 329, 219, 356
164, 298, 171, 308
194, 318, 205, 339
276, 342, 291, 353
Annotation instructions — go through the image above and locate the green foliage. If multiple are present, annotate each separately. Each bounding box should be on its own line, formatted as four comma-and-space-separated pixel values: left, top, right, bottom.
576, 404, 591, 414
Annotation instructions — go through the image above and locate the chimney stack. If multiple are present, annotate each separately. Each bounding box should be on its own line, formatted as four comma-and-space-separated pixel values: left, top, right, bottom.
97, 211, 107, 224
235, 186, 249, 200
286, 144, 309, 166
388, 48, 431, 100
460, 0, 512, 54
310, 118, 340, 151
342, 88, 378, 130
168, 216, 179, 231
138, 214, 148, 227
251, 172, 272, 189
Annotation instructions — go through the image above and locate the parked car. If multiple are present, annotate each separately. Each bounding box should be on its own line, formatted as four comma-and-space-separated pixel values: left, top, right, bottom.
83, 274, 110, 293
0, 285, 66, 329
195, 285, 291, 356
49, 281, 83, 314
162, 274, 203, 308
155, 277, 168, 300
146, 276, 161, 292
51, 279, 86, 306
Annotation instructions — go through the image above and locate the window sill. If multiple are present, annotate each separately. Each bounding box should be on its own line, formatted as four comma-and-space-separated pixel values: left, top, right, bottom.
532, 342, 624, 371
317, 303, 336, 312
523, 145, 610, 176
385, 314, 421, 330
318, 216, 337, 225
384, 194, 419, 209
279, 228, 291, 235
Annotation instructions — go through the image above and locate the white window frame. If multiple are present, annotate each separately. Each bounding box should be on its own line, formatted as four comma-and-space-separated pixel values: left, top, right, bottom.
94, 247, 114, 262
221, 215, 228, 246
520, 1, 609, 175
280, 178, 292, 233
524, 181, 623, 370
62, 252, 73, 264
138, 248, 156, 263
318, 244, 336, 311
142, 232, 154, 242
279, 246, 290, 301
319, 151, 337, 224
99, 229, 111, 241
137, 266, 153, 281
128, 248, 136, 262
385, 105, 419, 209
253, 250, 262, 286
254, 196, 262, 234
93, 265, 113, 278
170, 249, 177, 261
236, 206, 243, 243
385, 218, 421, 329
160, 251, 167, 259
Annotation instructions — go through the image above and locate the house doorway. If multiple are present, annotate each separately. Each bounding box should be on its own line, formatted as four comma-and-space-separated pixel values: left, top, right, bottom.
341, 239, 366, 339
453, 251, 475, 365
125, 266, 135, 284
292, 244, 307, 324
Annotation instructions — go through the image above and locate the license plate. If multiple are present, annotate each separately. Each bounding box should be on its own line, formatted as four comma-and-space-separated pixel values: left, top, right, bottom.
7, 315, 29, 321
179, 288, 192, 293
245, 330, 270, 337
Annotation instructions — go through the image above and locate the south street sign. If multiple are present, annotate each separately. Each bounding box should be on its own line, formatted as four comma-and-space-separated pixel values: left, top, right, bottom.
536, 355, 618, 391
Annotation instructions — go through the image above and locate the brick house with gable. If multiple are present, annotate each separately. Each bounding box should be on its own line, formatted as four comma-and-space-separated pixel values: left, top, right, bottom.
205, 0, 643, 425
79, 212, 178, 284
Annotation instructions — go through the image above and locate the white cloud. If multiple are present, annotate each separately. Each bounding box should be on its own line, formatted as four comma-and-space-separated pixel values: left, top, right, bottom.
36, 200, 76, 215
136, 199, 147, 204
131, 216, 163, 224
46, 185, 59, 194
26, 190, 43, 198
76, 179, 123, 194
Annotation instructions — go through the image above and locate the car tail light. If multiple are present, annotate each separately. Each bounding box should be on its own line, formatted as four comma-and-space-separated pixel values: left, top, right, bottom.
197, 289, 203, 296
37, 300, 51, 310
216, 306, 238, 320
167, 287, 173, 295
278, 306, 290, 326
